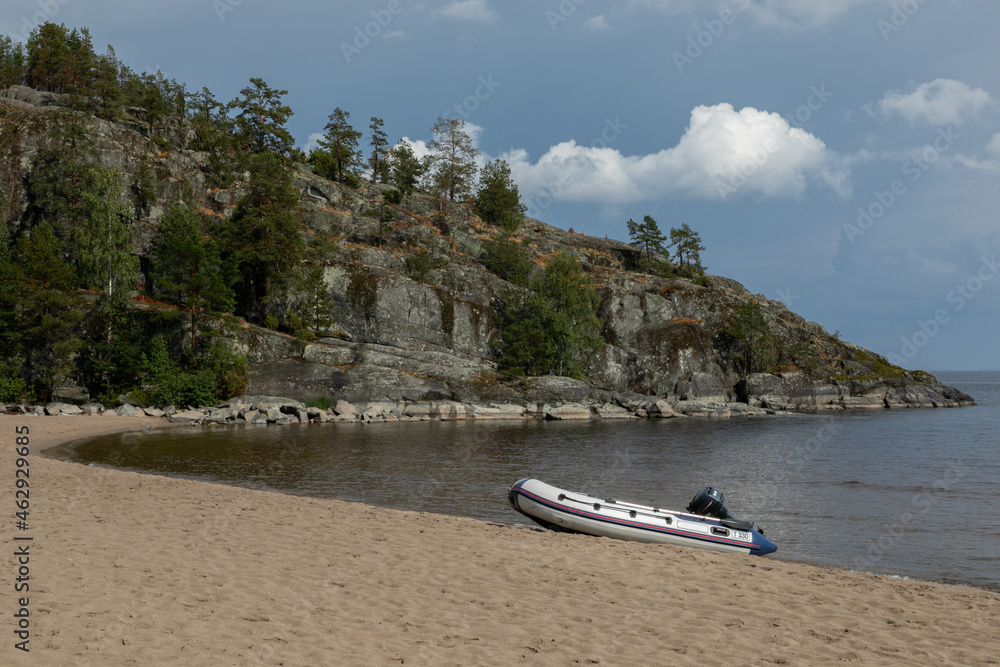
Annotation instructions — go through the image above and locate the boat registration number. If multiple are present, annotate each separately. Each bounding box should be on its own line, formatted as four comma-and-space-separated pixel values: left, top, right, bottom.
732, 531, 752, 542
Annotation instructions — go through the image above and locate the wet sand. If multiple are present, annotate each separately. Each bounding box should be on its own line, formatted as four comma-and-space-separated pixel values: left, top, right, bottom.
1, 415, 997, 665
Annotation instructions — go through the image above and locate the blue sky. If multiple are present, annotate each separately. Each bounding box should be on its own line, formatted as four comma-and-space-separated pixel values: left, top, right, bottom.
4, 0, 999, 370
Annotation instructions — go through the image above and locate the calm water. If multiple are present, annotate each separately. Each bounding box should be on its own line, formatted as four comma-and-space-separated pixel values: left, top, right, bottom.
58, 371, 1000, 590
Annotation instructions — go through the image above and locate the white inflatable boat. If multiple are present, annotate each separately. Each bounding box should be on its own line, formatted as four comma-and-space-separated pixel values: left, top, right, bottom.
508, 478, 777, 556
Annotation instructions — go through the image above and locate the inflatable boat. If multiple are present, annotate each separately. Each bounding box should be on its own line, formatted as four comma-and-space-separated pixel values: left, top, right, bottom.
508, 478, 776, 556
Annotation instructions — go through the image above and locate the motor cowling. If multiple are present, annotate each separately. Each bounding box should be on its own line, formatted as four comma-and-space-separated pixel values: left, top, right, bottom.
687, 487, 735, 520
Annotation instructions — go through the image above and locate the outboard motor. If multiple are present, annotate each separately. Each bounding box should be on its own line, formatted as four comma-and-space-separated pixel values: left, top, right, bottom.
687, 487, 757, 532
687, 487, 737, 521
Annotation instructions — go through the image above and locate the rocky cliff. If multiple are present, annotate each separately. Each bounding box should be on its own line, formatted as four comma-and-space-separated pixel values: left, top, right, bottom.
0, 86, 975, 413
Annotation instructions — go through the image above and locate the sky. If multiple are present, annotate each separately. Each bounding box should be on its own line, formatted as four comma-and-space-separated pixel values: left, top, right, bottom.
4, 0, 999, 371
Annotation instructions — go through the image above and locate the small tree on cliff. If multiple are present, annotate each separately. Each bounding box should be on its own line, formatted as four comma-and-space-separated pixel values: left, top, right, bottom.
387, 140, 425, 195
669, 223, 706, 276
231, 77, 294, 155
626, 215, 667, 267
725, 301, 777, 377
311, 107, 362, 183
475, 159, 526, 234
0, 36, 25, 88
498, 253, 603, 379
368, 116, 390, 183
425, 116, 480, 202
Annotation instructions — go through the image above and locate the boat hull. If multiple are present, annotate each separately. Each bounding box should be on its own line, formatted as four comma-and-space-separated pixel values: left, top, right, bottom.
509, 478, 776, 556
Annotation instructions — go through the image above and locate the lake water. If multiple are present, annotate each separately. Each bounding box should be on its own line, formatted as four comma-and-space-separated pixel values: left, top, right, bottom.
58, 371, 1000, 591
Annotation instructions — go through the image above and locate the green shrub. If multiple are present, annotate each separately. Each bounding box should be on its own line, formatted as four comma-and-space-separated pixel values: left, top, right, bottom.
0, 363, 29, 402
203, 341, 249, 400
306, 395, 331, 410
383, 188, 402, 205
124, 389, 154, 407
497, 253, 602, 379
140, 336, 247, 407
725, 302, 777, 377
692, 273, 711, 287
480, 237, 533, 286
342, 171, 362, 189
406, 249, 445, 283
282, 311, 313, 341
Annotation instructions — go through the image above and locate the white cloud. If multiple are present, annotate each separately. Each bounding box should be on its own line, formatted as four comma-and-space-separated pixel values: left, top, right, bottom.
873, 79, 996, 127
382, 30, 408, 39
626, 0, 698, 14
302, 132, 324, 154
584, 15, 610, 30
987, 133, 1000, 155
904, 250, 957, 278
397, 137, 432, 162
742, 0, 877, 29
497, 103, 849, 205
949, 154, 999, 172
628, 0, 878, 29
434, 0, 496, 22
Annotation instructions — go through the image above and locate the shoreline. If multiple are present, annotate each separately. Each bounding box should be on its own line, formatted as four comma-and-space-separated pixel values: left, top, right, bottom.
4, 415, 998, 664
35, 415, 999, 595
9, 384, 977, 432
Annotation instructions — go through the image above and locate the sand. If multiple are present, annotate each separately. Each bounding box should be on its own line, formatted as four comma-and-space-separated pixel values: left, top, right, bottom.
1, 415, 997, 665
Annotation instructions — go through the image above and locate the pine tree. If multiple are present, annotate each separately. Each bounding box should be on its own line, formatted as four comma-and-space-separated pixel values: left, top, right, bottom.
137, 72, 169, 137
311, 107, 362, 183
0, 36, 25, 88
425, 117, 480, 202
93, 45, 123, 120
10, 222, 83, 401
189, 86, 222, 126
26, 105, 100, 255
150, 205, 235, 350
231, 77, 294, 155
669, 223, 706, 275
64, 27, 97, 98
387, 140, 425, 195
299, 263, 338, 338
25, 22, 71, 92
221, 152, 303, 319
368, 116, 389, 183
0, 219, 28, 401
626, 215, 667, 266
130, 157, 157, 219
187, 86, 238, 181
76, 294, 147, 403
475, 159, 526, 233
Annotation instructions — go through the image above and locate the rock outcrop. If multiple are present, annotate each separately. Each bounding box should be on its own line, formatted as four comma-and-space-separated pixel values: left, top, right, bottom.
0, 89, 975, 413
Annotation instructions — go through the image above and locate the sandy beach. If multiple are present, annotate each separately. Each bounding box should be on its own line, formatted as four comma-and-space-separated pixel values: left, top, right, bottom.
2, 415, 997, 665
